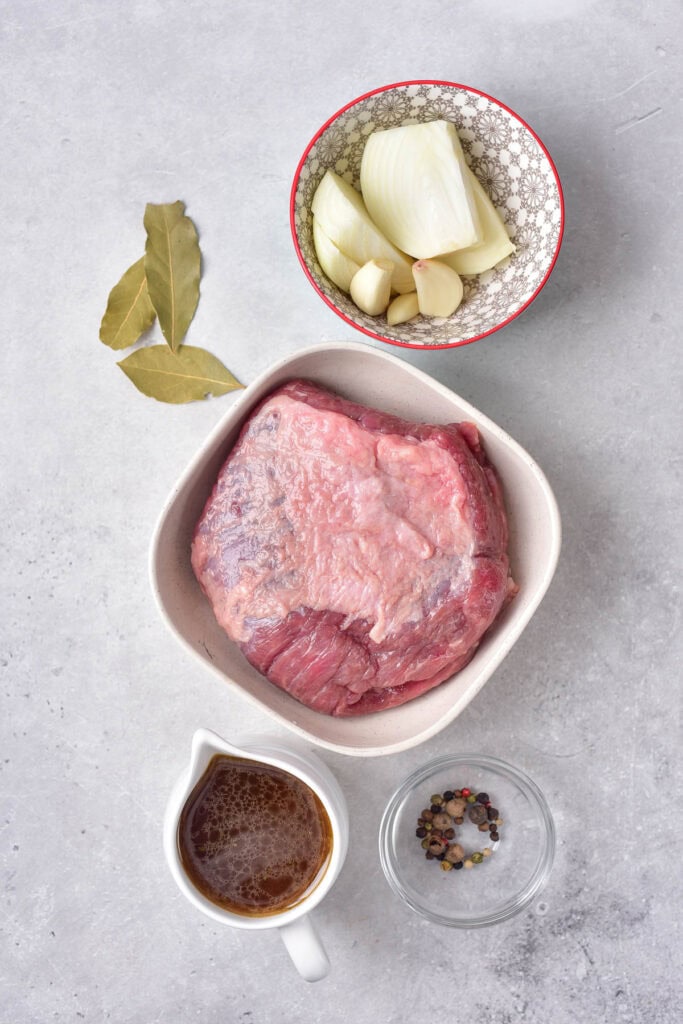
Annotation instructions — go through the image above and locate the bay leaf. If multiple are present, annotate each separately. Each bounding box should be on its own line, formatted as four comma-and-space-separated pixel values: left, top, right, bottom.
99, 257, 155, 350
144, 201, 200, 352
117, 345, 243, 404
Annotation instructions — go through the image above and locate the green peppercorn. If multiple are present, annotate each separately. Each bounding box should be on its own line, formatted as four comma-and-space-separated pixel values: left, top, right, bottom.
421, 837, 430, 849
467, 794, 477, 804
430, 794, 444, 806
471, 851, 484, 864
440, 860, 452, 871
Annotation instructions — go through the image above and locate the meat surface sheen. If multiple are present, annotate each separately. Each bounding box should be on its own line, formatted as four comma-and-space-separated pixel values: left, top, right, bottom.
191, 380, 516, 716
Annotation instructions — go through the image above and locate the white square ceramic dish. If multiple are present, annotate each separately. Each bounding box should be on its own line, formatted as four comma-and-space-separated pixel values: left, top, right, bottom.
150, 343, 561, 757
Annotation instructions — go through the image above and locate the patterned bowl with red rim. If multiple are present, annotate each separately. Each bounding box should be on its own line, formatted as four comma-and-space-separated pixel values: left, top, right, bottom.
290, 80, 564, 350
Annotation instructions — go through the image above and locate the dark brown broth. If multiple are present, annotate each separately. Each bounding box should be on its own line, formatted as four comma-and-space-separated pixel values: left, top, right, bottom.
177, 754, 333, 917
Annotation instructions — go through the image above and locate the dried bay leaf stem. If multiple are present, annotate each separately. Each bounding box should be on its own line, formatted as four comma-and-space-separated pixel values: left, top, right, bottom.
117, 345, 244, 404
99, 257, 155, 350
144, 201, 200, 352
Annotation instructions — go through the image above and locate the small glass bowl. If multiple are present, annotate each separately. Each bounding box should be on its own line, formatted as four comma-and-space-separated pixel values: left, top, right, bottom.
379, 753, 555, 928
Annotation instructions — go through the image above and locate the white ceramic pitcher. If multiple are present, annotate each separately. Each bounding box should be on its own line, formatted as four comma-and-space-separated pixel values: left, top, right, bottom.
163, 728, 349, 982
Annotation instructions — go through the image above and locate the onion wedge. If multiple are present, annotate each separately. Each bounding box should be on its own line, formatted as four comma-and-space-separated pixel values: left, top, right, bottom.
439, 168, 516, 276
312, 217, 361, 293
360, 120, 482, 259
311, 170, 415, 294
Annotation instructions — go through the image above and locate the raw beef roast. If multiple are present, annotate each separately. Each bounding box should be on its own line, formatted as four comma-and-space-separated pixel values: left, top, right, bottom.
191, 380, 516, 716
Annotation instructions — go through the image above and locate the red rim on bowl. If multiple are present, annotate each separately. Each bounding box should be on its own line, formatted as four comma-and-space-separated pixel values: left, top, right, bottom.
289, 79, 565, 351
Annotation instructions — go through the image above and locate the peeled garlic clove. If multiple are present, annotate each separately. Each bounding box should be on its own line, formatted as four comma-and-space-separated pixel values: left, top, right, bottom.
311, 170, 415, 293
439, 168, 516, 276
386, 292, 419, 326
350, 259, 394, 316
412, 259, 463, 318
360, 120, 482, 259
312, 217, 361, 293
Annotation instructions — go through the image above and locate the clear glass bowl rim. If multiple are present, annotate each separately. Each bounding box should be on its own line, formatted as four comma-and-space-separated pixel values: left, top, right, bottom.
378, 752, 556, 928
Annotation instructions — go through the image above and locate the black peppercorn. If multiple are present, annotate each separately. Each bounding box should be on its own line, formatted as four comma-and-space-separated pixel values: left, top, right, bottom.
443, 790, 454, 801
487, 806, 499, 820
416, 826, 427, 838
444, 828, 455, 840
453, 860, 464, 870
490, 831, 500, 842
476, 792, 489, 804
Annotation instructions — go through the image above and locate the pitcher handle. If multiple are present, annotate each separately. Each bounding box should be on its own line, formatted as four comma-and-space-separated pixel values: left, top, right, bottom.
278, 914, 330, 982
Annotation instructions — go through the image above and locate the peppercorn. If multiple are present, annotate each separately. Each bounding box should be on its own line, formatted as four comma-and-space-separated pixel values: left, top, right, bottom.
426, 851, 435, 859
476, 792, 489, 804
464, 859, 474, 869
440, 859, 452, 871
478, 822, 490, 832
490, 831, 500, 842
444, 828, 455, 840
443, 790, 454, 801
421, 837, 430, 849
461, 788, 471, 797
482, 847, 492, 858
430, 794, 444, 806
416, 826, 427, 838
432, 812, 453, 830
487, 806, 499, 821
471, 851, 484, 864
423, 822, 432, 831
430, 804, 442, 814
454, 816, 464, 825
421, 809, 434, 821
467, 794, 477, 804
445, 843, 465, 864
445, 797, 467, 817
454, 790, 462, 798
468, 803, 488, 825
495, 818, 504, 826
453, 860, 464, 870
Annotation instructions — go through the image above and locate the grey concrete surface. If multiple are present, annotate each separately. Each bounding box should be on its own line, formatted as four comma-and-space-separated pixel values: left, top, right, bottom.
2, 1, 681, 1021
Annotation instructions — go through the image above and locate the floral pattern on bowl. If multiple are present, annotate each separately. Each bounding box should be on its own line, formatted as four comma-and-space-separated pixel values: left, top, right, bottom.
290, 80, 564, 349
